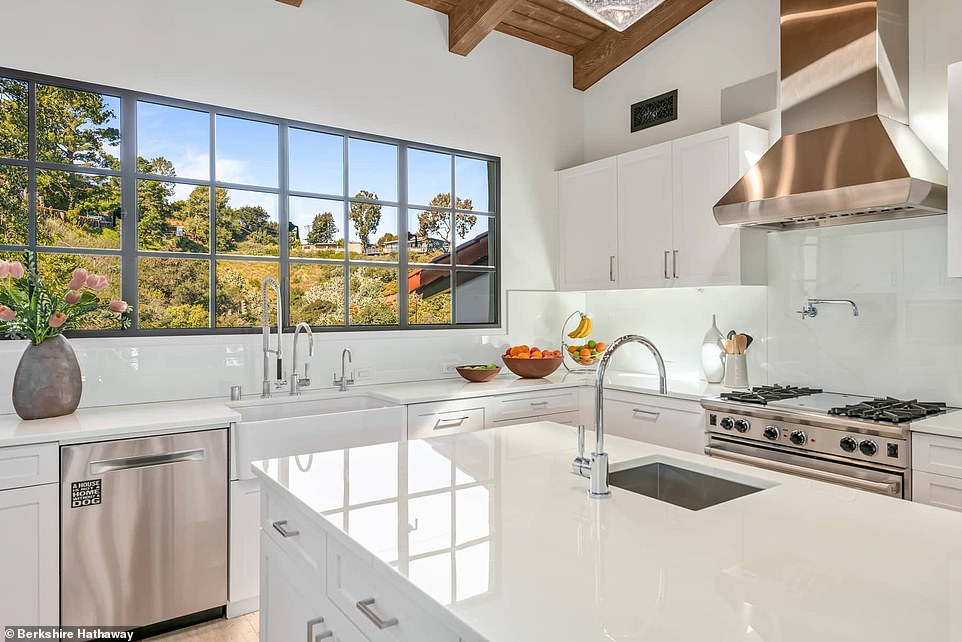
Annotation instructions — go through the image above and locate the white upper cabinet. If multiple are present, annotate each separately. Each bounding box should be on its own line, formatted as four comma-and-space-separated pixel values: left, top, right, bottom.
558, 123, 770, 291
671, 124, 769, 287
617, 142, 674, 289
949, 60, 962, 278
558, 157, 619, 291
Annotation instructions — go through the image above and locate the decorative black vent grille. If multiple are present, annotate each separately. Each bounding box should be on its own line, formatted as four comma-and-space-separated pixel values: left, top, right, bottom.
631, 90, 678, 133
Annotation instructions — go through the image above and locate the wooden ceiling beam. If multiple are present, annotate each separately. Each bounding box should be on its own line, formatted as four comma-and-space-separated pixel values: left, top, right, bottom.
449, 0, 525, 55
275, 0, 303, 6
572, 0, 714, 90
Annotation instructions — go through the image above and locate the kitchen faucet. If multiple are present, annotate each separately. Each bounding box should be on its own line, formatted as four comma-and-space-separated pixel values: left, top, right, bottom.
333, 348, 355, 392
261, 277, 286, 398
572, 334, 667, 498
289, 322, 314, 396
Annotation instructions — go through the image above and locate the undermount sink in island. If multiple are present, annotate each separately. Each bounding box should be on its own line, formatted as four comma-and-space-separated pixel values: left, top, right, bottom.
253, 421, 962, 642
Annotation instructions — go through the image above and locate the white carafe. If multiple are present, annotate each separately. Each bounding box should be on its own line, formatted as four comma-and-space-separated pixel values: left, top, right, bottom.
700, 314, 725, 384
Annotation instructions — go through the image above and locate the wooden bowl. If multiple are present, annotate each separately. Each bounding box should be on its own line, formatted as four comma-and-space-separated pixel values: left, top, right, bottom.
456, 365, 501, 383
501, 356, 563, 379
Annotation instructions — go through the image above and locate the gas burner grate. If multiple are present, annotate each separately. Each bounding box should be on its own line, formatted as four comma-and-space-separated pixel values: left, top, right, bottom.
720, 384, 823, 405
828, 398, 947, 424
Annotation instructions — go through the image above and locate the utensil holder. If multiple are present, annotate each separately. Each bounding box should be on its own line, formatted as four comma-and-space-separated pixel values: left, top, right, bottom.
723, 354, 749, 389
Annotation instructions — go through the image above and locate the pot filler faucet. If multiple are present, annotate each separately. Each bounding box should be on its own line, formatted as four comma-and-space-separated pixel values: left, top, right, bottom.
572, 334, 667, 498
261, 277, 286, 398
797, 298, 859, 320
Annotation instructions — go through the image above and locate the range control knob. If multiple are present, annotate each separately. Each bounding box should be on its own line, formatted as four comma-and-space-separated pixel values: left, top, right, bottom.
763, 426, 780, 441
859, 440, 879, 457
733, 419, 751, 433
720, 417, 735, 431
789, 430, 808, 446
839, 436, 858, 453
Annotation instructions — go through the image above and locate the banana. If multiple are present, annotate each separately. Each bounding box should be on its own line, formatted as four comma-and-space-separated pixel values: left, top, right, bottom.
568, 314, 592, 339
567, 315, 588, 339
579, 316, 593, 338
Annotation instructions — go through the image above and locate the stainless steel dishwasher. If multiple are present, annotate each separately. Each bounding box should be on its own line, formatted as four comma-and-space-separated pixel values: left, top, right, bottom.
61, 429, 228, 629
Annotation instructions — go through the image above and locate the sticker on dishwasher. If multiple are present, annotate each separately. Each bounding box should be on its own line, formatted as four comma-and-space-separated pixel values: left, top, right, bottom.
71, 479, 102, 508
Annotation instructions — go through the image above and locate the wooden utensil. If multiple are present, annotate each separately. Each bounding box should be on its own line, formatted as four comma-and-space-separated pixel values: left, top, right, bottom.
735, 334, 748, 355
723, 339, 735, 355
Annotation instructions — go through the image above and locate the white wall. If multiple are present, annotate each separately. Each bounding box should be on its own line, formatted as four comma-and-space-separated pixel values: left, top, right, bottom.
582, 0, 780, 162
0, 0, 585, 413
582, 0, 962, 165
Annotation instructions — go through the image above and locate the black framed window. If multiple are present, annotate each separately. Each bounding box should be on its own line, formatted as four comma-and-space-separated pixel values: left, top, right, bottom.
0, 67, 500, 334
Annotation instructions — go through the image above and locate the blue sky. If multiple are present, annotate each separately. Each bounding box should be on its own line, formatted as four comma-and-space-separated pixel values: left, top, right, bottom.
134, 100, 494, 244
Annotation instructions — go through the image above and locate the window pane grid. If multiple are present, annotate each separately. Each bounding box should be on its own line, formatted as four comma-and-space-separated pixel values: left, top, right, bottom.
1, 66, 499, 335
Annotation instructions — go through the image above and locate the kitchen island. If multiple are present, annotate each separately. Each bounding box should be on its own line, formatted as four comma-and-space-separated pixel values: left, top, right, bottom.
253, 421, 962, 641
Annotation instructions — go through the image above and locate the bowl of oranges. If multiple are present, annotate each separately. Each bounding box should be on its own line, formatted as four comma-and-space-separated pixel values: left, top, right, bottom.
502, 344, 564, 379
563, 340, 608, 367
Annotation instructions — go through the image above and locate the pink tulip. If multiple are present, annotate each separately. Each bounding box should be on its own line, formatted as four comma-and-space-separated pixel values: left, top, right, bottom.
68, 268, 88, 291
47, 312, 67, 328
0, 305, 15, 322
108, 300, 128, 313
64, 290, 82, 305
7, 261, 24, 279
85, 273, 100, 288
90, 275, 109, 291
0, 261, 8, 279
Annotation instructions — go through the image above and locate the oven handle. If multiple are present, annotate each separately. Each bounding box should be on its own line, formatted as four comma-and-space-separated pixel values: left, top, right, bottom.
705, 446, 901, 496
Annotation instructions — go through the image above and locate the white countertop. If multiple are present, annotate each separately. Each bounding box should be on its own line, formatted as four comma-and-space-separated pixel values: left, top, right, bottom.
0, 370, 721, 448
253, 422, 962, 642
0, 399, 240, 448
911, 410, 962, 439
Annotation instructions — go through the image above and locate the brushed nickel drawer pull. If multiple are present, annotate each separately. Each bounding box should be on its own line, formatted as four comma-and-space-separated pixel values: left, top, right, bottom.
632, 408, 661, 418
307, 616, 332, 641
434, 416, 469, 429
530, 401, 549, 407
356, 597, 398, 629
272, 520, 299, 538
664, 251, 670, 279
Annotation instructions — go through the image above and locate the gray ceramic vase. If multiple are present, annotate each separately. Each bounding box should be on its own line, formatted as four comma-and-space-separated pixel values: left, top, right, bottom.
12, 334, 82, 420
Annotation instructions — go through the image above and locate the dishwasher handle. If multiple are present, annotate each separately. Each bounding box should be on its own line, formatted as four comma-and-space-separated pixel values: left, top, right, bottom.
89, 448, 206, 475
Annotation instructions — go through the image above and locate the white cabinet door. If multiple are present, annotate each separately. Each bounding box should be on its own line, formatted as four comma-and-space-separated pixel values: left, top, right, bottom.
260, 532, 366, 642
949, 61, 962, 278
617, 143, 674, 289
671, 124, 768, 287
558, 158, 619, 291
601, 391, 705, 454
228, 479, 261, 617
0, 483, 59, 627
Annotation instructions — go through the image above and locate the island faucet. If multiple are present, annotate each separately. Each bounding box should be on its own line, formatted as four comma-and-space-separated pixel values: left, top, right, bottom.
333, 348, 355, 392
289, 322, 314, 396
261, 277, 286, 398
572, 334, 667, 498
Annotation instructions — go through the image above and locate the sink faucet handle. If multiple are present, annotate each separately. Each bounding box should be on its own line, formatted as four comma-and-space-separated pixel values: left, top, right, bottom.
577, 424, 586, 460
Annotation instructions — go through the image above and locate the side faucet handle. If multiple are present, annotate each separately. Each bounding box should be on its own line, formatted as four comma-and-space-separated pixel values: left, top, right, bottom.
577, 424, 586, 460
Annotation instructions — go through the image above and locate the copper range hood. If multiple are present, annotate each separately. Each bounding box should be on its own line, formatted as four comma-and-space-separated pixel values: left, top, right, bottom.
714, 0, 947, 230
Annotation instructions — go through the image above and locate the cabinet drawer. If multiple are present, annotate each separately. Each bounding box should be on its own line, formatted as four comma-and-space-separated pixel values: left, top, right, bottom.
0, 443, 58, 491
327, 537, 458, 642
408, 400, 486, 439
913, 433, 962, 477
913, 471, 962, 512
262, 485, 326, 575
601, 395, 704, 454
543, 410, 582, 427
490, 390, 580, 424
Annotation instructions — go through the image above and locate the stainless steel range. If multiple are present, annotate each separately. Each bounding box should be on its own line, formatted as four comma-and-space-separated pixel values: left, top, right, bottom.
700, 385, 955, 499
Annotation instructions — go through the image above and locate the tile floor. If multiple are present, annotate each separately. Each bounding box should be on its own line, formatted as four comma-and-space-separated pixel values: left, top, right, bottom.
149, 612, 259, 641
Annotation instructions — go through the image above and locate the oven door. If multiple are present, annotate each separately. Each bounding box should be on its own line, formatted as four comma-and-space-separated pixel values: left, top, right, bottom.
706, 436, 904, 498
